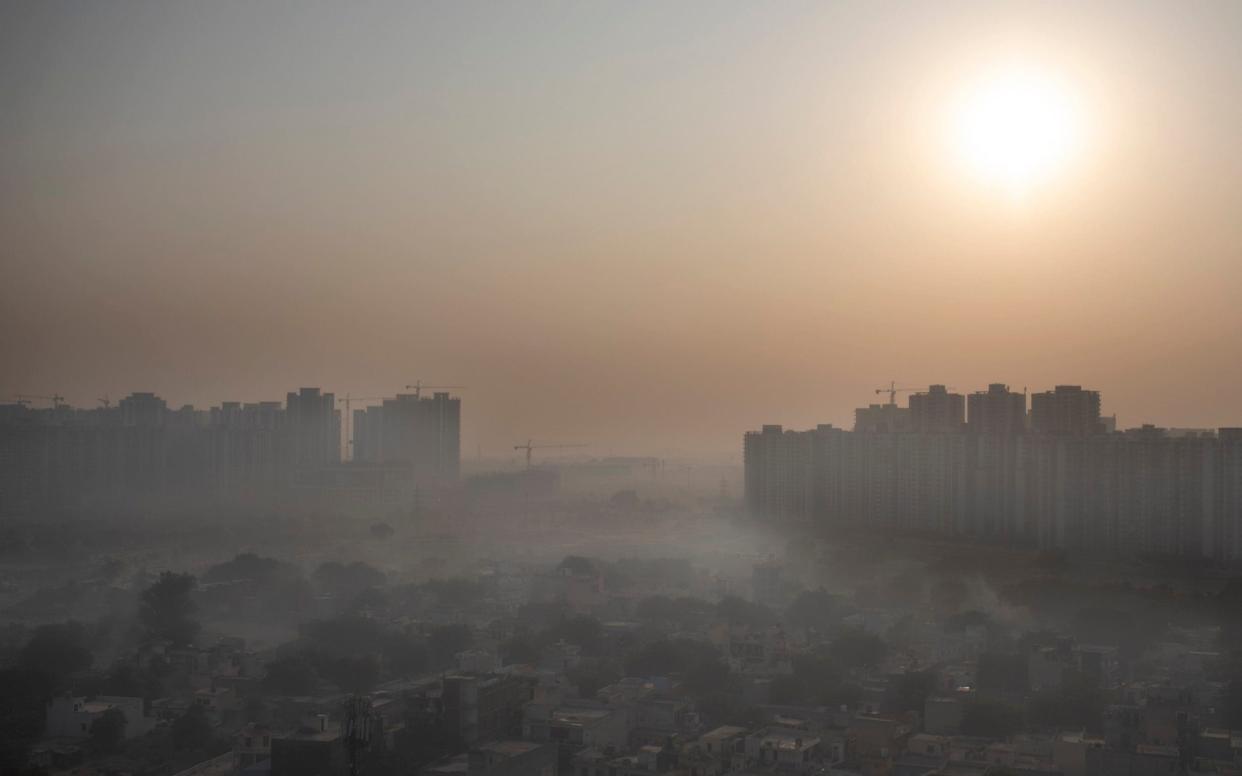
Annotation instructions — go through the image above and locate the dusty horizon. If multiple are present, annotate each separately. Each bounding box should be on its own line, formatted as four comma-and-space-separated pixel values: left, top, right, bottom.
3, 1, 1240, 456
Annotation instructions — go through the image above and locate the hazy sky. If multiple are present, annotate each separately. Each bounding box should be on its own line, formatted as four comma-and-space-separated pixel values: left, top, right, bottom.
2, 1, 1240, 456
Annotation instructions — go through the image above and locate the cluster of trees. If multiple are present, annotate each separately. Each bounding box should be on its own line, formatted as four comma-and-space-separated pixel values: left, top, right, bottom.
766, 630, 890, 709
262, 615, 475, 695
0, 570, 214, 772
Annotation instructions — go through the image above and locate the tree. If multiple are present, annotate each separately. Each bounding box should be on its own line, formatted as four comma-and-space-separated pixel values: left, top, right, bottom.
829, 629, 888, 672
624, 639, 729, 694
545, 615, 603, 655
768, 673, 807, 704
976, 652, 1028, 693
1220, 677, 1242, 730
634, 596, 714, 630
716, 596, 776, 629
423, 578, 484, 609
170, 704, 214, 752
90, 707, 127, 754
140, 572, 200, 646
696, 693, 765, 728
892, 671, 936, 714
321, 655, 380, 693
312, 561, 386, 596
962, 698, 1023, 740
0, 668, 51, 772
19, 621, 93, 681
567, 660, 622, 699
264, 655, 319, 695
202, 553, 291, 585
785, 590, 839, 633
428, 624, 473, 667
559, 556, 597, 576
500, 637, 541, 666
1026, 670, 1105, 732
101, 662, 163, 703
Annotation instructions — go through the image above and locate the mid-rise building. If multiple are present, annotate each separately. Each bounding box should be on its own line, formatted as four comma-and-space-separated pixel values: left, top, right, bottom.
743, 384, 1242, 561
352, 391, 461, 487
967, 384, 1026, 436
285, 387, 341, 468
909, 385, 965, 433
1030, 385, 1103, 436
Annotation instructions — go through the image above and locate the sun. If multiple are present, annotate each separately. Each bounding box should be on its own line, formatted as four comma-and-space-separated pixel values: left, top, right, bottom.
951, 65, 1083, 196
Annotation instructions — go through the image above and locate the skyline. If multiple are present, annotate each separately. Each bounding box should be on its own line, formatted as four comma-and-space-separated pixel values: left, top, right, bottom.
3, 1, 1241, 456
7, 379, 1237, 454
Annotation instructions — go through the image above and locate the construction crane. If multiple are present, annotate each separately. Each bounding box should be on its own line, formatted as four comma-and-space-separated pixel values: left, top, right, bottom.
513, 440, 588, 469
14, 393, 65, 408
873, 382, 955, 406
874, 382, 920, 406
403, 381, 465, 399
336, 394, 389, 460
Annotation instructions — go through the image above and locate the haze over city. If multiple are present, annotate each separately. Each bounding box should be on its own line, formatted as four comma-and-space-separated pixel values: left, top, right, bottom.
4, 4, 1242, 776
4, 1, 1241, 454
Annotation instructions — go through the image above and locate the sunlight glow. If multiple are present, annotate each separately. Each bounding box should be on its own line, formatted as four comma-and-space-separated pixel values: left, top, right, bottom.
952, 65, 1084, 196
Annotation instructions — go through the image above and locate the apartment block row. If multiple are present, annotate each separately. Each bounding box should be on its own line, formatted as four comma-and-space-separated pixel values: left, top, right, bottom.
0, 387, 460, 515
744, 384, 1242, 560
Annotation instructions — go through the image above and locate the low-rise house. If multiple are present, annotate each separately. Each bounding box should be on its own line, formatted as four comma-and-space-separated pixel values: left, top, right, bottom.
270, 717, 346, 776
45, 694, 153, 740
924, 695, 966, 736
524, 703, 630, 751
469, 740, 558, 776
1052, 731, 1105, 776
235, 723, 273, 771
573, 743, 678, 776
744, 727, 826, 771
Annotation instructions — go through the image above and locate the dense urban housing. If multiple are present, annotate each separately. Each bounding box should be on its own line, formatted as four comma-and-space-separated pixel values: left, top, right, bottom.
745, 384, 1242, 560
0, 388, 462, 515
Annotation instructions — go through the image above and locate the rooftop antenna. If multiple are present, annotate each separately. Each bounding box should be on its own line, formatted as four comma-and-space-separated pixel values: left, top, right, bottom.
342, 695, 373, 776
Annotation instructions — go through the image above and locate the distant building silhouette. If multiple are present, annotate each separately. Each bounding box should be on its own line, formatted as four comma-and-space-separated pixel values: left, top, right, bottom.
352, 391, 461, 488
285, 387, 340, 467
966, 383, 1027, 435
1030, 385, 1103, 436
0, 387, 356, 514
744, 384, 1242, 561
909, 384, 965, 433
119, 391, 166, 427
854, 404, 911, 433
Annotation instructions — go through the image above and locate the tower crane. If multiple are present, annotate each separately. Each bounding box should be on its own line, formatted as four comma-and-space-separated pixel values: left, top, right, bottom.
513, 440, 588, 469
335, 393, 389, 460
874, 382, 920, 406
14, 393, 65, 408
404, 381, 465, 399
873, 382, 955, 406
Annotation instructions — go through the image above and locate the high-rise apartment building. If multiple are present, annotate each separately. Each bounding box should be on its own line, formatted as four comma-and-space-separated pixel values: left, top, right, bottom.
967, 384, 1027, 435
285, 387, 340, 468
744, 385, 1242, 562
909, 385, 965, 433
352, 391, 460, 487
854, 404, 912, 433
1030, 385, 1103, 436
119, 392, 167, 428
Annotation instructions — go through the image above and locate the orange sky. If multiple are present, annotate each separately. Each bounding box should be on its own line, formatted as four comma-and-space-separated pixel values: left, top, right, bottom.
2, 1, 1240, 455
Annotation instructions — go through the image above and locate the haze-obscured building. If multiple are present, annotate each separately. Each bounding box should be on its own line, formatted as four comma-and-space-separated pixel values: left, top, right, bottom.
743, 384, 1242, 561
352, 391, 461, 488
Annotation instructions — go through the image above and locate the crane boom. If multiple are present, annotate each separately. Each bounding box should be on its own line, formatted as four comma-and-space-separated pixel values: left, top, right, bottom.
14, 393, 65, 408
404, 381, 465, 399
512, 440, 589, 469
